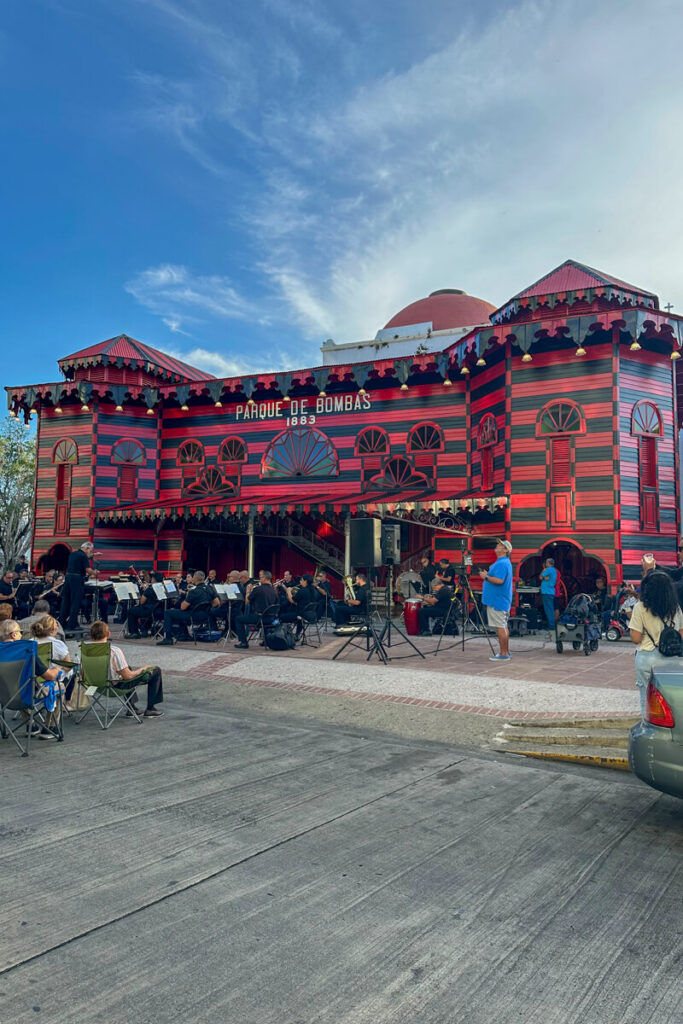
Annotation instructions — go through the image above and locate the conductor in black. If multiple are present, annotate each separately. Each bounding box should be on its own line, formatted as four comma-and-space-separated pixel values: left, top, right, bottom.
60, 541, 94, 630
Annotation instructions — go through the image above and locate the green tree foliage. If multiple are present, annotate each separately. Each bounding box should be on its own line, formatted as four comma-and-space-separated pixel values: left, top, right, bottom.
0, 416, 36, 570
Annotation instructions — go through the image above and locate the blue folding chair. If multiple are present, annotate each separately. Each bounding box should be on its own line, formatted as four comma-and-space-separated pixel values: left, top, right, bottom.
0, 639, 54, 756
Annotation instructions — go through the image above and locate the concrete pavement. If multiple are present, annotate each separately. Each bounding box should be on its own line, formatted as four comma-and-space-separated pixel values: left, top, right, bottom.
1, 691, 680, 1024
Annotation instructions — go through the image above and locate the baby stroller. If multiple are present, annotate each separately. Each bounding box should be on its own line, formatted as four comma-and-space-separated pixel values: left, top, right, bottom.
555, 593, 601, 656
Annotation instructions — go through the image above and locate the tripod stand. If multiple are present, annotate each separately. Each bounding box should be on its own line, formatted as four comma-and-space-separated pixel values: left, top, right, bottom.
332, 567, 425, 664
434, 574, 495, 656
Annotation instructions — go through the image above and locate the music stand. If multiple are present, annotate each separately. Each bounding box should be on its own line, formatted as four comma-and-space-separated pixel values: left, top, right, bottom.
217, 584, 240, 643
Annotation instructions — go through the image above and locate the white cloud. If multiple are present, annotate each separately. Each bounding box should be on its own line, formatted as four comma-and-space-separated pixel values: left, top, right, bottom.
165, 344, 298, 378
126, 0, 683, 345
125, 264, 271, 333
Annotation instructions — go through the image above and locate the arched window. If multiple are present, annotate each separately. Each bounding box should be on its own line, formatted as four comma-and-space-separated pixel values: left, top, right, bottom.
111, 438, 145, 504
631, 401, 662, 436
218, 437, 247, 463
407, 422, 444, 452
177, 439, 205, 493
631, 401, 662, 530
370, 456, 430, 491
477, 415, 497, 491
261, 427, 339, 479
356, 427, 389, 456
52, 438, 78, 533
177, 440, 205, 466
111, 439, 145, 464
52, 438, 78, 464
536, 401, 585, 528
186, 467, 238, 498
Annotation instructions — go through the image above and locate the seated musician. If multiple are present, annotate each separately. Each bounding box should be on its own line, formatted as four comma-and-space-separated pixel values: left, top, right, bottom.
207, 568, 218, 585
419, 578, 457, 636
234, 570, 279, 649
435, 558, 456, 588
209, 570, 244, 632
333, 572, 370, 626
419, 555, 436, 595
37, 570, 62, 617
279, 574, 317, 636
127, 572, 165, 638
157, 571, 218, 645
276, 570, 297, 607
313, 570, 334, 619
0, 569, 17, 613
14, 556, 29, 575
19, 599, 67, 642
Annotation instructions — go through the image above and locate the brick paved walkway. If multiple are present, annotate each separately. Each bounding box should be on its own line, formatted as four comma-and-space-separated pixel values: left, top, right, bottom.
112, 629, 640, 720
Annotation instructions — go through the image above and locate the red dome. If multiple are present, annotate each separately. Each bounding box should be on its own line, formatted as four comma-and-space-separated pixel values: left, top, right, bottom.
383, 289, 495, 333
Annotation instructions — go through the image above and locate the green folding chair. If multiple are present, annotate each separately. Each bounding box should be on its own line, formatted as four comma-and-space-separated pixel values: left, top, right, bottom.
75, 641, 142, 729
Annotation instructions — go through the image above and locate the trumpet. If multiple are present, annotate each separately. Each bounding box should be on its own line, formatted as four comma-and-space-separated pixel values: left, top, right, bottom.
343, 575, 356, 602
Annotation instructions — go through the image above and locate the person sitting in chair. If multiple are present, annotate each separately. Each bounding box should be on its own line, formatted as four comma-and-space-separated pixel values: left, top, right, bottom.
234, 570, 279, 649
418, 579, 457, 636
0, 618, 65, 739
333, 573, 370, 627
157, 571, 218, 645
90, 620, 164, 717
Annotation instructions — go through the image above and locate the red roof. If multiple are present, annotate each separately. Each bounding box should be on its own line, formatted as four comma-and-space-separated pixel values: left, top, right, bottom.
511, 260, 657, 302
384, 290, 495, 333
58, 334, 210, 382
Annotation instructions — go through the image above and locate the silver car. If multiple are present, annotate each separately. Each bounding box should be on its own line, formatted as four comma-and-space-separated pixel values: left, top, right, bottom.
629, 668, 683, 799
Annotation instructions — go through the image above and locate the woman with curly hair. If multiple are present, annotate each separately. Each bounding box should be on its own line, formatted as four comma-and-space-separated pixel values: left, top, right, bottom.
630, 570, 683, 716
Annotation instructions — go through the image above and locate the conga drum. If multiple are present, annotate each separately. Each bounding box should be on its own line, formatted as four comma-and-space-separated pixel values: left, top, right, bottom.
403, 597, 421, 636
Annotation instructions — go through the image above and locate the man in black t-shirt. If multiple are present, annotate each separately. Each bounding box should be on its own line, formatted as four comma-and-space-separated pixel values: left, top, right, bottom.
127, 572, 165, 638
0, 570, 17, 610
419, 579, 457, 635
59, 542, 94, 630
333, 573, 370, 627
157, 571, 218, 644
313, 570, 334, 619
234, 570, 279, 647
419, 555, 437, 595
436, 558, 456, 588
279, 574, 318, 635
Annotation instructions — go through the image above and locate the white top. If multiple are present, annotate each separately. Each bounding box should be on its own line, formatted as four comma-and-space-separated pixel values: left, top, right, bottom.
38, 637, 74, 678
630, 601, 683, 652
109, 645, 129, 680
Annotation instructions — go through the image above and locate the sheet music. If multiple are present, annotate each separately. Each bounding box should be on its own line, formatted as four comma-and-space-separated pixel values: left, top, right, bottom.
113, 582, 139, 601
164, 581, 178, 595
152, 582, 167, 601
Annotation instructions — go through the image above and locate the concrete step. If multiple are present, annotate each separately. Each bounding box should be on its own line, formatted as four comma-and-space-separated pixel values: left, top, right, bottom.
498, 724, 630, 750
503, 746, 630, 771
505, 716, 639, 730
493, 715, 637, 771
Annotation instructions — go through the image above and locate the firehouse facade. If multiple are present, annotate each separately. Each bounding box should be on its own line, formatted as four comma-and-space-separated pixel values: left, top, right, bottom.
7, 260, 683, 590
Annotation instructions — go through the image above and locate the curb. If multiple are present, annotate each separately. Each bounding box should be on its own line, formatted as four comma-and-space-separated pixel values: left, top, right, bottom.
504, 749, 630, 771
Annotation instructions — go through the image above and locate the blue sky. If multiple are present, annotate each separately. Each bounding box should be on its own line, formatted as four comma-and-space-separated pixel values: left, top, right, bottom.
3, 0, 683, 387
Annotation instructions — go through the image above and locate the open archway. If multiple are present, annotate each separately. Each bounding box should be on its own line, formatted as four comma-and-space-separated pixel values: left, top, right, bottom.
517, 539, 611, 607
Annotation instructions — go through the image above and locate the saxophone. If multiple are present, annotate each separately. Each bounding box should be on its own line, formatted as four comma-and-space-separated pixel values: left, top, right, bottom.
343, 575, 356, 602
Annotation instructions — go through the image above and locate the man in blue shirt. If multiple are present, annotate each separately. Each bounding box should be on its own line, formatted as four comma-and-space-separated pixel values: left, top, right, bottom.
479, 539, 513, 661
540, 557, 558, 632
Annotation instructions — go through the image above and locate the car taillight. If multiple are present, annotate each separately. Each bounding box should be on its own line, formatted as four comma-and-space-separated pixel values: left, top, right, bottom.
645, 682, 676, 728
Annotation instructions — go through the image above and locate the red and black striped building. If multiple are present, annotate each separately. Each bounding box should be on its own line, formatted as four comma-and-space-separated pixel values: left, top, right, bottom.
7, 260, 683, 593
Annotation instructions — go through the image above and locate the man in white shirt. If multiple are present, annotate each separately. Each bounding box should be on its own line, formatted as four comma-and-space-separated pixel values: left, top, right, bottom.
90, 621, 164, 717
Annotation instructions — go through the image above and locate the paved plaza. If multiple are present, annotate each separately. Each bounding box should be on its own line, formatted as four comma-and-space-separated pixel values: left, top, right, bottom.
114, 627, 641, 721
1, 680, 681, 1024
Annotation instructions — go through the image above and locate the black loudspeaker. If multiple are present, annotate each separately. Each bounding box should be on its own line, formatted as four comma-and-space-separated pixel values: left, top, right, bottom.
350, 518, 381, 568
381, 524, 401, 565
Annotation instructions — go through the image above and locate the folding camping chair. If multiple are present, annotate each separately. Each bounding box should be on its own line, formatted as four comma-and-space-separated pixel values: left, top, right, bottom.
0, 638, 59, 756
75, 641, 143, 729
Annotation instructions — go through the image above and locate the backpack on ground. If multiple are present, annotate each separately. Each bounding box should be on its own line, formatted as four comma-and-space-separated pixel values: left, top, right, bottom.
264, 624, 296, 651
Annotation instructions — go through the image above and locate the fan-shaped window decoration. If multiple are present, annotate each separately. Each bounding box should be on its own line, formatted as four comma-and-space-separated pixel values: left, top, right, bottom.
218, 437, 247, 463
52, 438, 78, 464
261, 427, 339, 479
356, 427, 389, 456
478, 414, 497, 448
631, 401, 662, 436
538, 402, 584, 435
186, 468, 238, 497
111, 439, 145, 464
177, 440, 205, 466
370, 456, 430, 491
407, 422, 444, 452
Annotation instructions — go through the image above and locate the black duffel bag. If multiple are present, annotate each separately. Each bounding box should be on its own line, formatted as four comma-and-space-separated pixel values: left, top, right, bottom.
264, 624, 296, 651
